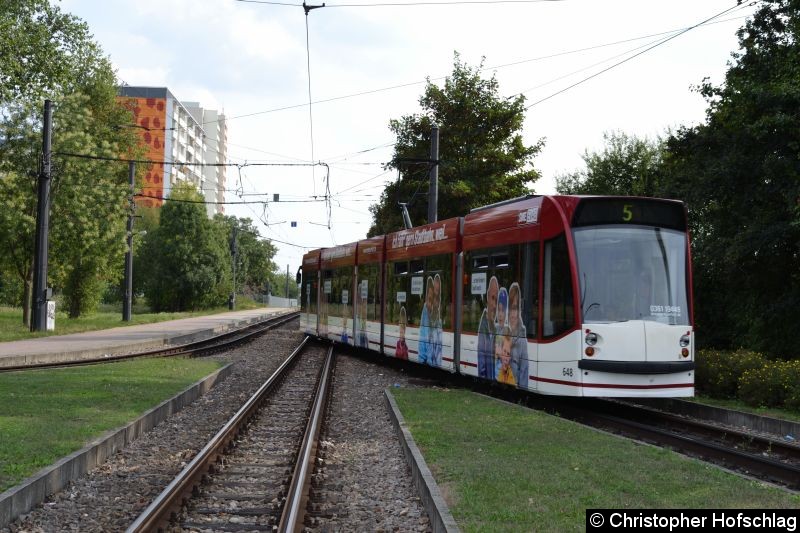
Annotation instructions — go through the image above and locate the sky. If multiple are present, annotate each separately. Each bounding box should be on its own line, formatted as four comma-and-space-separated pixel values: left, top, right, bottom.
61, 0, 755, 274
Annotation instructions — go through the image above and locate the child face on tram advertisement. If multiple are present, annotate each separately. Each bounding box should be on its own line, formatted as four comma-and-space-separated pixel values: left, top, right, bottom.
508, 282, 521, 333
496, 287, 508, 329
474, 275, 525, 337
495, 327, 512, 368
486, 276, 499, 323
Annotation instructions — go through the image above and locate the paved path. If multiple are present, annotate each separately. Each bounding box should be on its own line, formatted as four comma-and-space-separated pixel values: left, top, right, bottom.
0, 308, 296, 368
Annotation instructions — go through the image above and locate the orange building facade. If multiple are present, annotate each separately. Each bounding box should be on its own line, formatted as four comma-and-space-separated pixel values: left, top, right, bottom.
118, 86, 224, 214
118, 94, 168, 208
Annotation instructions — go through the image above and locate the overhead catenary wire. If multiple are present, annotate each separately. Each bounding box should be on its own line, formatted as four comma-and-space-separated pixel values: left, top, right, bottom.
334, 169, 392, 195
303, 1, 322, 196
53, 151, 328, 168
134, 193, 337, 204
236, 0, 564, 6
514, 33, 670, 97
524, 2, 749, 109
132, 13, 749, 134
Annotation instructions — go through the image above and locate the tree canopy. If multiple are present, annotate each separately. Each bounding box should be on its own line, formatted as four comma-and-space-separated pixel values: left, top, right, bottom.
0, 0, 142, 321
213, 214, 278, 297
368, 54, 542, 236
555, 131, 665, 196
556, 0, 800, 357
0, 0, 112, 106
661, 0, 800, 356
139, 184, 231, 312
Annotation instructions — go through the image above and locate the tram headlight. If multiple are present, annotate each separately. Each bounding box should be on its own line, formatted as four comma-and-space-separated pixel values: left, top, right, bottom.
679, 333, 691, 347
585, 332, 598, 346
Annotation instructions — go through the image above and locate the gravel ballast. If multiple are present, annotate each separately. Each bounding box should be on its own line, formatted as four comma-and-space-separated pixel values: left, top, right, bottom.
4, 324, 437, 532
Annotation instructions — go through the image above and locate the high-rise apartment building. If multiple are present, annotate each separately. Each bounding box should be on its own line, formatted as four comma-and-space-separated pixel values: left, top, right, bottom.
184, 102, 228, 217
117, 86, 227, 216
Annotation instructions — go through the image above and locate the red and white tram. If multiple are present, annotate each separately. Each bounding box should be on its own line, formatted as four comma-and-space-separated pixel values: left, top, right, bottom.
300, 195, 695, 397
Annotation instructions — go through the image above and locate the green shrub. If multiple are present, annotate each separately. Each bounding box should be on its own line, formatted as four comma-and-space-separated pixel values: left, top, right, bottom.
782, 360, 800, 411
738, 363, 786, 407
695, 349, 767, 398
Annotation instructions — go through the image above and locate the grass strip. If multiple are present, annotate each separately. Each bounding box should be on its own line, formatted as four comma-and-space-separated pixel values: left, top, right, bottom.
0, 299, 265, 342
0, 357, 222, 491
392, 388, 800, 532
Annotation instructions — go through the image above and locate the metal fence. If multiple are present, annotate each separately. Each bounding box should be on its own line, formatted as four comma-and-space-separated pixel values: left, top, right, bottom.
265, 294, 298, 308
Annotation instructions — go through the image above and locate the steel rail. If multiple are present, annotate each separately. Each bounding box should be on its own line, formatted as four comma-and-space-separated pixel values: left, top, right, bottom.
514, 394, 800, 490
1, 311, 299, 373
589, 410, 800, 489
603, 399, 800, 460
126, 336, 310, 533
278, 344, 335, 532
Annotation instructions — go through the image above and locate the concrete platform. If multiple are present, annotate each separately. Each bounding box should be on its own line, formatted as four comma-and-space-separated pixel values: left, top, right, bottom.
0, 308, 296, 369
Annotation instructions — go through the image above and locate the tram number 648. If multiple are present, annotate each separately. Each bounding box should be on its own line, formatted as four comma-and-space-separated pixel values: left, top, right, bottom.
562, 367, 574, 377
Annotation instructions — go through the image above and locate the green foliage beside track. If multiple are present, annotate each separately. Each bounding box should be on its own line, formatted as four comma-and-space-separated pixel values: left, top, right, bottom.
695, 349, 800, 410
392, 388, 799, 532
0, 357, 222, 491
138, 183, 232, 312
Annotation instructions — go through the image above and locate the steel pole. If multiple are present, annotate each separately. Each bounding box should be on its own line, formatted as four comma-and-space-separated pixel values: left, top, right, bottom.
123, 161, 135, 321
31, 100, 52, 331
427, 125, 439, 224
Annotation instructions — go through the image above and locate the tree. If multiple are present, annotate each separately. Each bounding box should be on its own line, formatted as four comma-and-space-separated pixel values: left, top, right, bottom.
0, 95, 141, 320
555, 131, 665, 196
139, 184, 231, 312
662, 0, 800, 356
212, 215, 278, 297
269, 269, 299, 299
368, 54, 543, 236
0, 0, 110, 106
0, 0, 142, 322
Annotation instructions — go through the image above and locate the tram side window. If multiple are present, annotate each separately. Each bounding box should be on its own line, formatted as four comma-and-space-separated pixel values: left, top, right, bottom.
463, 244, 537, 340
422, 253, 451, 330
523, 242, 538, 339
387, 261, 409, 325
357, 263, 380, 321
321, 270, 333, 322
308, 278, 317, 314
387, 256, 451, 329
301, 270, 319, 314
329, 269, 340, 317
335, 265, 353, 320
543, 234, 575, 338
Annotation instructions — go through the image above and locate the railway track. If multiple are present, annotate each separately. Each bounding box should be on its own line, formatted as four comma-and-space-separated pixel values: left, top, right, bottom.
595, 399, 800, 489
0, 311, 299, 373
126, 337, 334, 532
522, 394, 800, 490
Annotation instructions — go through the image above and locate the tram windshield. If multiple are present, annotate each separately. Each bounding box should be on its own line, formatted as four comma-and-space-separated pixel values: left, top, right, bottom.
573, 226, 690, 325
